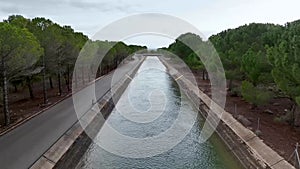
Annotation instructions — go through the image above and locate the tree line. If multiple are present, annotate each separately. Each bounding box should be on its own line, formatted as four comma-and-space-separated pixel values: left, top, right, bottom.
161, 20, 300, 126
0, 15, 146, 126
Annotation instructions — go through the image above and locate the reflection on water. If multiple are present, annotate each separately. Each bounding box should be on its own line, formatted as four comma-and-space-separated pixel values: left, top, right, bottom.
76, 57, 243, 169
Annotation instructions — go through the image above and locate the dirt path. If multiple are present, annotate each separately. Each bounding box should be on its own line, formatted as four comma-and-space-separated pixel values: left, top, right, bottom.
163, 55, 299, 166
195, 75, 300, 165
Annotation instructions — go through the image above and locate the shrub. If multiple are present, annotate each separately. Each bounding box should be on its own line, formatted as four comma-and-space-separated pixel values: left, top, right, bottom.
230, 86, 242, 97
274, 111, 294, 124
241, 81, 273, 106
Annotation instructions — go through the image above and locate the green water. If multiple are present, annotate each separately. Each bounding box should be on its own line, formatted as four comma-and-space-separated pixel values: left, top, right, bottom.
76, 57, 244, 169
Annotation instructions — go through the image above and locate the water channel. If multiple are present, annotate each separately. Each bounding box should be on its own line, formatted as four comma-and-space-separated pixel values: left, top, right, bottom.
76, 57, 243, 169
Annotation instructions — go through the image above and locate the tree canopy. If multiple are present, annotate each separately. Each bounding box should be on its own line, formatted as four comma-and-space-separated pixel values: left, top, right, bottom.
160, 20, 300, 125
0, 15, 147, 125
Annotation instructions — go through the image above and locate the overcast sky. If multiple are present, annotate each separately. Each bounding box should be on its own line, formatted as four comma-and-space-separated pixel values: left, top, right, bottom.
0, 0, 300, 48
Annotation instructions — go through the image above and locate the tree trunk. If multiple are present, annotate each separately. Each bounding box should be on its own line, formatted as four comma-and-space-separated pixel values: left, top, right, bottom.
42, 55, 48, 104
66, 65, 70, 91
13, 84, 17, 93
42, 74, 47, 104
88, 66, 91, 83
74, 68, 78, 89
293, 104, 300, 127
1, 57, 10, 126
49, 76, 53, 89
229, 79, 233, 91
26, 77, 34, 99
115, 58, 118, 69
205, 71, 209, 80
64, 74, 70, 92
101, 65, 104, 76
97, 66, 101, 78
58, 73, 62, 96
81, 65, 85, 85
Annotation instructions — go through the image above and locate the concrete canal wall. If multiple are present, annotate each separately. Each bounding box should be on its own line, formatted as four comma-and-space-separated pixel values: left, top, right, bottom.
30, 56, 145, 169
159, 57, 295, 169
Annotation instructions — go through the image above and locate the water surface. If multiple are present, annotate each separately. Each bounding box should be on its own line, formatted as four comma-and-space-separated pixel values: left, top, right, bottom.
76, 57, 243, 169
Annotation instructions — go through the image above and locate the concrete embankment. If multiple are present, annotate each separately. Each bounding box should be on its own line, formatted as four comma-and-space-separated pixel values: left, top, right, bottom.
30, 56, 145, 169
159, 57, 295, 169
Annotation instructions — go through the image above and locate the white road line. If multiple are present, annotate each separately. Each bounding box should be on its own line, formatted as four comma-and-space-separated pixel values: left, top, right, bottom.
175, 75, 183, 81
126, 74, 133, 80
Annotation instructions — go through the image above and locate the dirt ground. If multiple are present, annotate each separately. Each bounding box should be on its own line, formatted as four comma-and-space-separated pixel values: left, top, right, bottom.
193, 71, 300, 165
0, 80, 73, 133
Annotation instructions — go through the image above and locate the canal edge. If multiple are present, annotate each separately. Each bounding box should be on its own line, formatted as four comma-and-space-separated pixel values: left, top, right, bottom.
29, 56, 146, 169
159, 56, 295, 169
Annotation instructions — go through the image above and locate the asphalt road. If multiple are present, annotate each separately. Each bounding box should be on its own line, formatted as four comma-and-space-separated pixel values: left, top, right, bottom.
0, 56, 143, 169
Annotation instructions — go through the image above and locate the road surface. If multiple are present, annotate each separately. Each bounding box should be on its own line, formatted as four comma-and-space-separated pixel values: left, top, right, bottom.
0, 56, 143, 169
